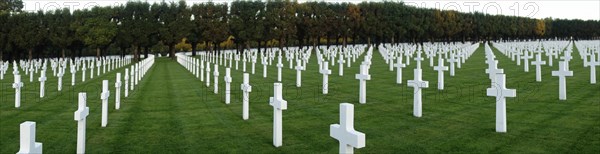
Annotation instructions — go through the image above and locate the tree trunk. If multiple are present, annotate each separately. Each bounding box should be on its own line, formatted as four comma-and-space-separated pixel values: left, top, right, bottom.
279, 38, 284, 50
169, 44, 175, 60
96, 48, 101, 58
61, 49, 65, 59
144, 46, 149, 59
28, 49, 33, 60
205, 41, 209, 53
191, 42, 197, 56
326, 36, 330, 49
134, 45, 139, 62
258, 41, 262, 53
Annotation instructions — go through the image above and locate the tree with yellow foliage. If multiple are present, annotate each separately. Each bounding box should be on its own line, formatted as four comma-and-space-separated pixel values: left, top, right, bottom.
534, 19, 546, 37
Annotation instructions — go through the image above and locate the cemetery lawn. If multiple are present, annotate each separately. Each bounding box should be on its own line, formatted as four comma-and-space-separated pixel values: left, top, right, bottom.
1, 44, 599, 153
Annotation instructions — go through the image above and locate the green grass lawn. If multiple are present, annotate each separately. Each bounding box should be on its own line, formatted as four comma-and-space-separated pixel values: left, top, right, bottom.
1, 43, 599, 153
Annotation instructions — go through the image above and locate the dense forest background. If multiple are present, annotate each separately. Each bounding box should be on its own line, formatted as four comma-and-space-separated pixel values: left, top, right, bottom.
1, 0, 598, 61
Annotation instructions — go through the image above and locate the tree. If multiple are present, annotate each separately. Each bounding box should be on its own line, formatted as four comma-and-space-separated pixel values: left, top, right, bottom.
158, 0, 192, 59
230, 0, 265, 52
534, 19, 546, 37
201, 2, 229, 52
265, 0, 297, 49
76, 7, 117, 58
0, 13, 8, 60
47, 8, 75, 58
9, 12, 46, 60
120, 1, 154, 61
189, 3, 204, 56
0, 0, 23, 15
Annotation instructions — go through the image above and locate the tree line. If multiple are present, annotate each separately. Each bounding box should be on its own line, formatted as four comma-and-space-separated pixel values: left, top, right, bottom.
1, 0, 598, 61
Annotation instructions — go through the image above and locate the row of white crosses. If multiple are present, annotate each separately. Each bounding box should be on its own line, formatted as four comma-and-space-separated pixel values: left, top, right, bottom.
104, 55, 156, 127
493, 40, 577, 100
176, 47, 369, 153
484, 43, 517, 133
15, 55, 153, 154
178, 51, 254, 125
575, 41, 600, 84
355, 46, 373, 104
381, 42, 477, 86
313, 46, 369, 153
0, 60, 8, 80
177, 52, 235, 105
407, 50, 429, 117
494, 40, 572, 81
11, 56, 133, 109
376, 42, 478, 118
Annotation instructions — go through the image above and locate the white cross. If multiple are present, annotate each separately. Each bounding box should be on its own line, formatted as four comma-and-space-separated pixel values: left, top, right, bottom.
224, 68, 232, 104
17, 121, 43, 154
320, 61, 332, 94
560, 51, 573, 69
81, 62, 87, 82
243, 55, 247, 72
295, 59, 304, 87
486, 73, 516, 133
115, 73, 122, 110
355, 64, 371, 104
13, 74, 23, 108
395, 56, 406, 84
584, 54, 599, 84
135, 63, 140, 85
101, 80, 110, 127
330, 103, 365, 154
546, 50, 554, 66
213, 64, 219, 94
269, 83, 287, 147
454, 53, 462, 69
38, 70, 47, 98
262, 56, 268, 78
408, 68, 429, 117
251, 56, 257, 74
347, 53, 352, 68
130, 66, 135, 91
70, 64, 77, 86
96, 59, 101, 76
206, 62, 211, 87
338, 54, 345, 76
276, 56, 284, 82
89, 61, 94, 79
125, 69, 129, 97
447, 54, 457, 76
389, 54, 396, 71
486, 60, 504, 83
433, 57, 448, 90
28, 64, 34, 82
531, 52, 546, 82
200, 60, 205, 82
241, 73, 252, 120
414, 51, 423, 69
522, 51, 533, 72
552, 61, 573, 100
74, 93, 89, 154
102, 58, 107, 74
57, 67, 64, 91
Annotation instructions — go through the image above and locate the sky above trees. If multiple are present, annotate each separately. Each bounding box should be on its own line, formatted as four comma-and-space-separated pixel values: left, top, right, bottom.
19, 0, 600, 20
